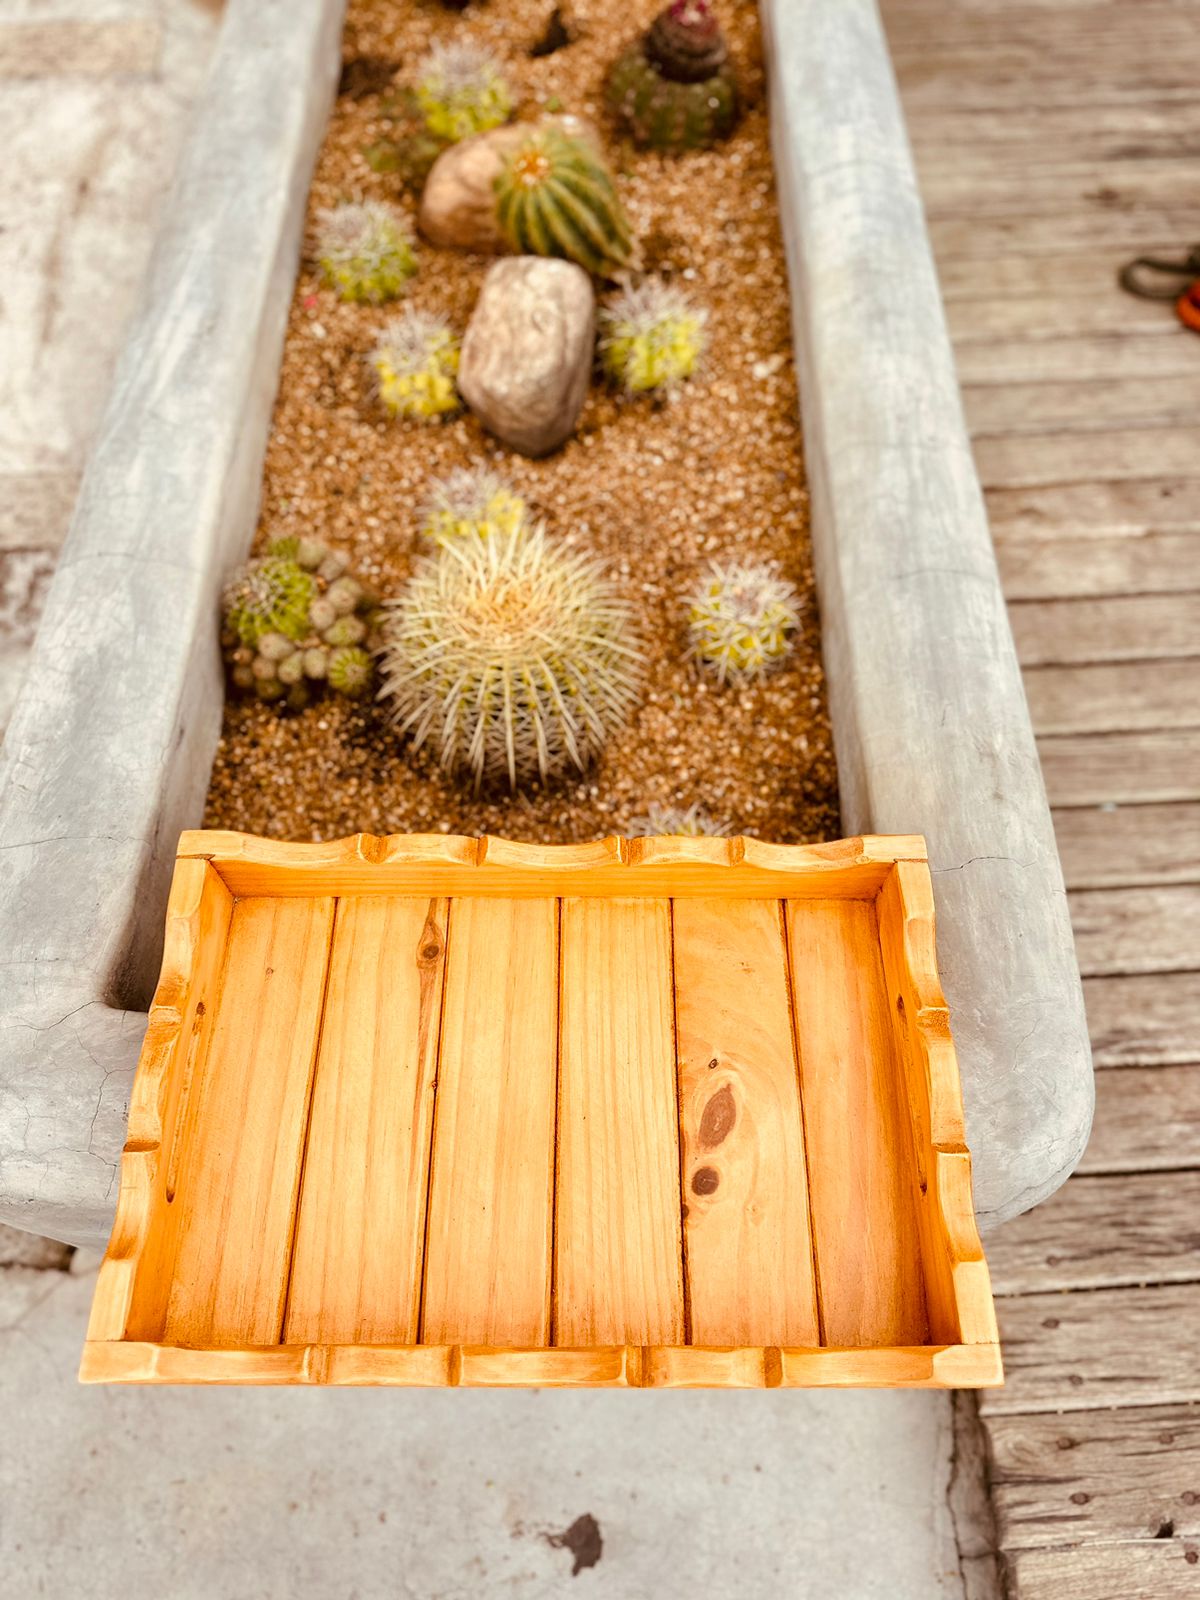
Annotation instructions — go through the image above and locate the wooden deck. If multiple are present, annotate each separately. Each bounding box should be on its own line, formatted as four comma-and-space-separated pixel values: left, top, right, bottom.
881, 1, 1200, 1595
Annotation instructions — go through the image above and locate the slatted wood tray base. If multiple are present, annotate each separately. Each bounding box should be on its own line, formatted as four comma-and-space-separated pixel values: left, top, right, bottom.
82, 830, 1001, 1388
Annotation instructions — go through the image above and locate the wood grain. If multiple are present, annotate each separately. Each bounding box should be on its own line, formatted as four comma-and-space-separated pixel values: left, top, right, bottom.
1085, 971, 1200, 1066
1053, 802, 1200, 889
672, 896, 819, 1346
1039, 731, 1200, 807
1069, 885, 1200, 976
555, 897, 684, 1347
986, 1171, 1200, 1295
283, 896, 449, 1346
163, 895, 335, 1346
1010, 595, 1200, 667
1079, 1065, 1200, 1174
968, 377, 1196, 438
986, 477, 1200, 539
785, 898, 929, 1346
983, 1282, 1200, 1414
1025, 660, 1200, 735
997, 532, 1200, 602
420, 897, 559, 1346
1006, 1542, 1200, 1600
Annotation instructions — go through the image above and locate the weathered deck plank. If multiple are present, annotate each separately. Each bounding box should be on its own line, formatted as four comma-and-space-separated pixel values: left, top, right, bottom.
996, 532, 1199, 601
1053, 802, 1200, 888
1068, 885, 1200, 976
1039, 730, 1200, 806
1079, 1065, 1200, 1173
1011, 595, 1200, 666
1084, 972, 1200, 1067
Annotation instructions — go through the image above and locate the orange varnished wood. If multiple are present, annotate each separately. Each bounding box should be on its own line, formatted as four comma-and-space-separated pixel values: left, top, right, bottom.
82, 832, 1000, 1389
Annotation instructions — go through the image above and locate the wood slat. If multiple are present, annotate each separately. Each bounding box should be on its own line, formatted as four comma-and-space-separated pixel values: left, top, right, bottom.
955, 329, 1199, 384
1006, 1541, 1200, 1600
919, 163, 1198, 222
555, 897, 685, 1347
163, 895, 335, 1346
420, 897, 559, 1347
933, 215, 1200, 267
975, 429, 1200, 490
949, 293, 1171, 344
1069, 885, 1200, 977
784, 899, 929, 1346
997, 532, 1200, 601
283, 897, 448, 1346
986, 1171, 1200, 1295
987, 1403, 1200, 1552
672, 897, 820, 1346
986, 478, 1200, 538
1084, 971, 1200, 1067
966, 377, 1198, 436
1026, 660, 1200, 735
1011, 594, 1200, 666
1054, 803, 1200, 889
1080, 1065, 1200, 1174
983, 1282, 1200, 1414
1039, 730, 1200, 806
940, 249, 1199, 300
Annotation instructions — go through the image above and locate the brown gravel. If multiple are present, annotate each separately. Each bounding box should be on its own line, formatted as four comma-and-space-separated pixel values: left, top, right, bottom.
203, 0, 839, 844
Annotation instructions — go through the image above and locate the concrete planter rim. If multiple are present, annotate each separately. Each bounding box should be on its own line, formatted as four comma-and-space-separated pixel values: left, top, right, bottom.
0, 0, 1092, 1248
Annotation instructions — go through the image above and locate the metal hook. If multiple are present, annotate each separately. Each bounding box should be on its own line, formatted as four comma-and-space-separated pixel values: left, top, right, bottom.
1118, 245, 1200, 301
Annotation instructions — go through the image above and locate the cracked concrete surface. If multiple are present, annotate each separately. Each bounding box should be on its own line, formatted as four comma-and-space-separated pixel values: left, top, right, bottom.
0, 1256, 981, 1600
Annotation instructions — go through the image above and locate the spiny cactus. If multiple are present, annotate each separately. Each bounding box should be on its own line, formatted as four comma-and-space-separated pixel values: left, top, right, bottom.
607, 1, 738, 152
415, 41, 513, 143
316, 201, 417, 304
685, 559, 800, 683
369, 309, 462, 421
378, 524, 642, 788
600, 278, 707, 394
494, 127, 636, 279
418, 465, 529, 546
627, 802, 731, 837
221, 538, 380, 709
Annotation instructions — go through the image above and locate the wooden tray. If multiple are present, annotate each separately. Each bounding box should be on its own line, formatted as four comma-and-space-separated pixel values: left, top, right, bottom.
82, 830, 1001, 1388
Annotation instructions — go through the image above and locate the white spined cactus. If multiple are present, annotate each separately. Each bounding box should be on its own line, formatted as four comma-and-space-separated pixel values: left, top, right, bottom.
599, 278, 708, 394
418, 465, 528, 546
627, 802, 732, 837
316, 201, 417, 303
414, 40, 513, 142
685, 558, 801, 683
378, 524, 643, 788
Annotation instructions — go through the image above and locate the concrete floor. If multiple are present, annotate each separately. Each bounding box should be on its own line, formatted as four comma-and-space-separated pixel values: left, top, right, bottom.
0, 5, 996, 1595
0, 1254, 976, 1600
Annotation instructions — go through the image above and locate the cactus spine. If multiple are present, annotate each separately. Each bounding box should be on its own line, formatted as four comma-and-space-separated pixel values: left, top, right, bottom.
627, 802, 731, 836
685, 559, 800, 683
378, 524, 642, 787
369, 309, 462, 421
494, 127, 636, 279
600, 278, 707, 394
316, 202, 417, 304
415, 41, 513, 143
418, 465, 528, 546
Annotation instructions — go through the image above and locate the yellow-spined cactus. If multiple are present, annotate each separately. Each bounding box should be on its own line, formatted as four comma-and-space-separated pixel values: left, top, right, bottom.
316, 201, 417, 304
415, 41, 513, 143
685, 559, 800, 683
379, 524, 642, 788
418, 465, 529, 546
369, 309, 462, 421
494, 127, 636, 279
600, 278, 707, 394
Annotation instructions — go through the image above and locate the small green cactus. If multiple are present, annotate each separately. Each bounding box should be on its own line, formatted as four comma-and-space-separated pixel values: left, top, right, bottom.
685, 559, 800, 683
369, 309, 462, 422
600, 278, 707, 394
379, 524, 642, 788
627, 802, 731, 836
608, 0, 739, 152
415, 41, 513, 143
221, 539, 381, 709
316, 201, 417, 304
494, 127, 637, 280
418, 465, 529, 547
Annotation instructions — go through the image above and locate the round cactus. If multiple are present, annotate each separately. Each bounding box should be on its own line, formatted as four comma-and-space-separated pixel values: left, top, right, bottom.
600, 278, 707, 394
369, 309, 462, 421
221, 539, 380, 708
316, 201, 417, 303
607, 1, 738, 152
418, 465, 529, 547
685, 559, 800, 683
627, 802, 731, 837
494, 127, 637, 279
378, 524, 642, 788
415, 41, 513, 143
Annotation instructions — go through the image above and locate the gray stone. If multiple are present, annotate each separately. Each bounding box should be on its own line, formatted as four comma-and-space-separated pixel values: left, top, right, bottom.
417, 114, 594, 254
458, 257, 595, 457
761, 0, 1094, 1228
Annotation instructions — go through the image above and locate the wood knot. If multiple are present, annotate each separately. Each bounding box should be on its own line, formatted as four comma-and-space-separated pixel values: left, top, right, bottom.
692, 1166, 720, 1196
699, 1083, 736, 1148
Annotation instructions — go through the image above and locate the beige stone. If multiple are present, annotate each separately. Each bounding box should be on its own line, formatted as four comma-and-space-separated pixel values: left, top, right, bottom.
458, 257, 595, 458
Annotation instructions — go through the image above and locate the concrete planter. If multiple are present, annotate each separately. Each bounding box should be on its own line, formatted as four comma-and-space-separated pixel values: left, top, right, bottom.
0, 0, 1092, 1247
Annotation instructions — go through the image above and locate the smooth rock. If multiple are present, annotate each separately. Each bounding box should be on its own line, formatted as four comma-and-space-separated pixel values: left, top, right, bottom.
458, 257, 595, 457
417, 115, 594, 254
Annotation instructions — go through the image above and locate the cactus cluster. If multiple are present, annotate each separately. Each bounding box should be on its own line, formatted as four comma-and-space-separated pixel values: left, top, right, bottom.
685, 559, 800, 683
222, 539, 379, 710
378, 524, 641, 787
369, 309, 462, 421
494, 127, 637, 280
418, 465, 529, 546
627, 802, 731, 837
607, 1, 739, 152
415, 41, 513, 143
316, 202, 417, 304
364, 89, 447, 192
600, 278, 707, 394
